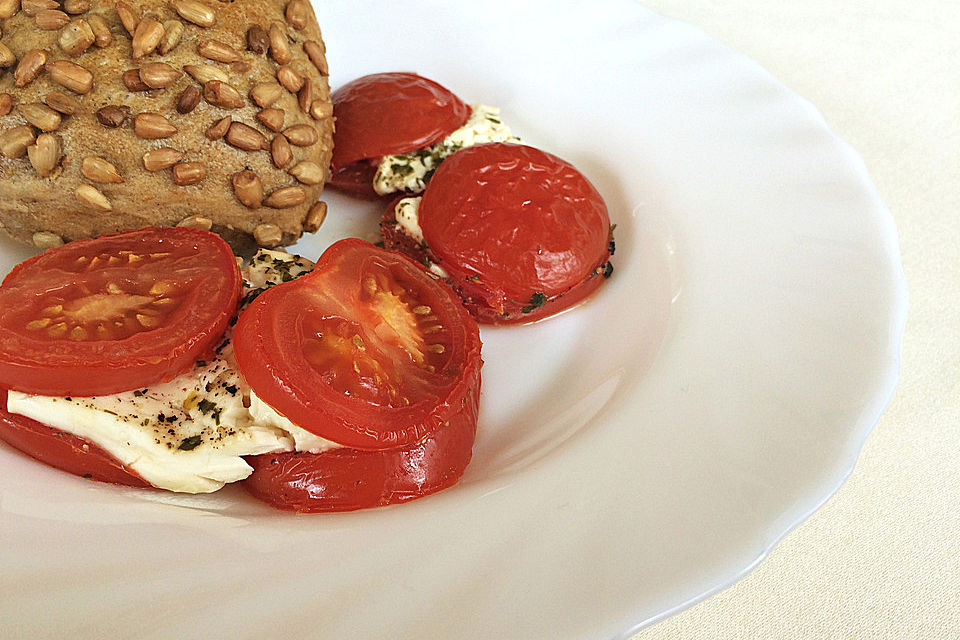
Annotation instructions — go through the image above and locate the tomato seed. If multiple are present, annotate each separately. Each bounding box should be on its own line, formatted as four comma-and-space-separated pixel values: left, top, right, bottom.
48, 323, 67, 337
136, 313, 158, 328
428, 344, 445, 354
70, 326, 88, 341
26, 318, 51, 330
412, 305, 431, 315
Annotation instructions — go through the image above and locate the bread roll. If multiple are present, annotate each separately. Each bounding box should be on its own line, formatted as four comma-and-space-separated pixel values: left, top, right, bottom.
0, 0, 333, 251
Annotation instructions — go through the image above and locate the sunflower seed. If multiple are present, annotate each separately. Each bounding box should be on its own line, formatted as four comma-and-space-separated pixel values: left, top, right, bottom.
80, 156, 123, 184
46, 59, 94, 94
34, 8, 68, 29
58, 18, 95, 56
184, 63, 229, 85
159, 20, 183, 54
115, 1, 139, 36
256, 108, 284, 132
134, 112, 177, 139
0, 125, 35, 158
253, 223, 282, 247
268, 22, 290, 64
246, 24, 268, 54
18, 102, 62, 132
263, 185, 305, 209
176, 86, 201, 114
14, 49, 46, 88
270, 133, 293, 169
44, 91, 80, 115
303, 201, 327, 233
27, 133, 60, 177
75, 184, 112, 211
303, 40, 328, 76
249, 82, 282, 108
171, 0, 215, 28
232, 170, 262, 208
96, 105, 130, 128
205, 116, 232, 140
288, 160, 324, 185
177, 215, 212, 230
132, 17, 164, 59
88, 15, 112, 48
172, 162, 205, 186
140, 62, 181, 88
142, 147, 182, 171
197, 39, 239, 63
226, 122, 268, 151
285, 0, 309, 30
283, 124, 318, 147
203, 80, 244, 109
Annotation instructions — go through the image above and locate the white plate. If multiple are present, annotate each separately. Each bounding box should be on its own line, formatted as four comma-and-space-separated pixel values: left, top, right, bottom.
0, 1, 907, 638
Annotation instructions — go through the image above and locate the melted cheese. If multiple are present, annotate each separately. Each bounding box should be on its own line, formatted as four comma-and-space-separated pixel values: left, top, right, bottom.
373, 104, 520, 195
392, 197, 449, 279
5, 250, 341, 494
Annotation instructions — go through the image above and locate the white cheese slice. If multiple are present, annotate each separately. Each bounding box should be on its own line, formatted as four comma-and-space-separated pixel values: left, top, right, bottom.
373, 104, 520, 195
4, 250, 342, 494
391, 196, 450, 279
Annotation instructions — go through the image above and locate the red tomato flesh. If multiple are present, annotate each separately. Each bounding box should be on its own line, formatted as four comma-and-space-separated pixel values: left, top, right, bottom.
388, 143, 613, 323
234, 238, 483, 451
0, 227, 241, 397
330, 72, 471, 174
0, 388, 148, 487
242, 365, 480, 512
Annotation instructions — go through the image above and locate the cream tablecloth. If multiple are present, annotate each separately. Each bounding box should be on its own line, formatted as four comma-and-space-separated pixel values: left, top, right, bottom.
633, 1, 959, 638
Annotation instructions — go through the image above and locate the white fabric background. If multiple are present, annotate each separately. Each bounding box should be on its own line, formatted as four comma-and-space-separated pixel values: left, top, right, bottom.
632, 1, 959, 638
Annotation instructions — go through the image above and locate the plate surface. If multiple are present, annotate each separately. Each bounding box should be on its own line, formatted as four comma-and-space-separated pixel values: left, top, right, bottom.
0, 2, 906, 639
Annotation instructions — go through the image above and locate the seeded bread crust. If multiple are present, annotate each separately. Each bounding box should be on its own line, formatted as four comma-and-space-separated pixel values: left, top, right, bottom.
0, 0, 332, 251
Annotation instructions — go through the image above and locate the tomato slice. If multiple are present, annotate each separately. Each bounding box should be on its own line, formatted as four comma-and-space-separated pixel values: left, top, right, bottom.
0, 227, 241, 396
330, 72, 471, 172
233, 238, 483, 450
397, 143, 613, 323
242, 365, 479, 512
0, 388, 148, 487
327, 160, 381, 199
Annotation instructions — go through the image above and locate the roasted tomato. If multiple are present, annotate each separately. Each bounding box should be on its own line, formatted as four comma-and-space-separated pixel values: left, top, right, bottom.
0, 389, 147, 487
233, 238, 483, 451
0, 227, 241, 397
243, 364, 479, 512
329, 72, 470, 196
383, 142, 613, 323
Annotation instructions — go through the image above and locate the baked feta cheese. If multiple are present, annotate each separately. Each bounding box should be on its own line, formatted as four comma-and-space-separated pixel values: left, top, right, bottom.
373, 104, 520, 195
392, 197, 449, 279
5, 250, 340, 494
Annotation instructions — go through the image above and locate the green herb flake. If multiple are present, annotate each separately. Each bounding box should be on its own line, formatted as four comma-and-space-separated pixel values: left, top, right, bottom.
197, 399, 217, 415
521, 292, 548, 314
390, 163, 414, 177
178, 435, 202, 451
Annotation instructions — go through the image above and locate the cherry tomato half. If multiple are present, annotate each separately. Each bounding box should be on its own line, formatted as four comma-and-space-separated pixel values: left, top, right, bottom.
0, 388, 148, 487
234, 238, 483, 451
330, 72, 471, 175
387, 142, 613, 323
242, 365, 479, 512
0, 227, 241, 397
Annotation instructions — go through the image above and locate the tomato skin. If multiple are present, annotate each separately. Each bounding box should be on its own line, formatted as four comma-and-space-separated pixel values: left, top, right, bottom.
327, 161, 381, 199
385, 143, 613, 323
330, 72, 470, 172
0, 388, 148, 487
234, 238, 482, 451
0, 227, 241, 396
242, 368, 479, 512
